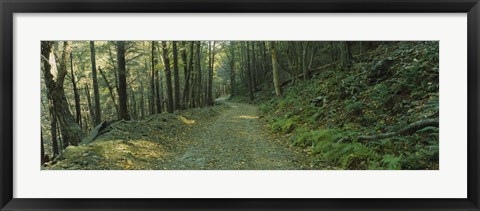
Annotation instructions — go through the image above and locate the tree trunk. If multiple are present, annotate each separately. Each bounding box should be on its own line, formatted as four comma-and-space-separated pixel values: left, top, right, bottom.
116, 41, 130, 120
140, 81, 145, 119
41, 131, 45, 165
196, 41, 203, 107
129, 88, 137, 119
269, 41, 282, 96
90, 41, 102, 125
85, 85, 95, 127
150, 41, 156, 114
339, 41, 352, 68
161, 41, 174, 113
246, 42, 254, 101
207, 41, 215, 106
172, 41, 181, 110
69, 52, 82, 128
251, 42, 259, 91
229, 42, 236, 96
41, 41, 83, 146
49, 105, 59, 156
302, 42, 309, 80
98, 67, 119, 118
181, 41, 192, 109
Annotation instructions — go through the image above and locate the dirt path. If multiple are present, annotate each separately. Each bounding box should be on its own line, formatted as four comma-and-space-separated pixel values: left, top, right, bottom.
47, 99, 311, 170
161, 100, 311, 170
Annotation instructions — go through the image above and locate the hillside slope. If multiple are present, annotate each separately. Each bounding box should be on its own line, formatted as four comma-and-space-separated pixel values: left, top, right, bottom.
243, 41, 439, 170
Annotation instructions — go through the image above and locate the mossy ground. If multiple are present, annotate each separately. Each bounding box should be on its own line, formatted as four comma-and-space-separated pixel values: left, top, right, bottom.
234, 42, 439, 170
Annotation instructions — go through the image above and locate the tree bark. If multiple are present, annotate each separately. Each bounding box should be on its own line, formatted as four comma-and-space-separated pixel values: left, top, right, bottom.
140, 81, 145, 119
41, 41, 83, 146
69, 52, 82, 128
207, 41, 216, 106
229, 42, 236, 96
41, 131, 45, 165
85, 85, 95, 127
49, 105, 59, 156
116, 41, 130, 120
172, 41, 181, 110
161, 41, 174, 113
269, 41, 282, 96
149, 41, 155, 114
339, 41, 352, 68
90, 41, 102, 125
181, 41, 192, 109
98, 67, 119, 118
195, 42, 203, 107
302, 42, 309, 80
246, 42, 254, 101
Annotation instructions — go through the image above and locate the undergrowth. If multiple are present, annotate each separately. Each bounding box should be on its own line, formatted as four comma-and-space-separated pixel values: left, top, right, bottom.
236, 41, 439, 170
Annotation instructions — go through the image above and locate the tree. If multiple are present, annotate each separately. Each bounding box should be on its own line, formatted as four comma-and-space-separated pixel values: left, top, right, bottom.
246, 42, 254, 100
69, 51, 82, 128
207, 41, 216, 106
116, 41, 130, 120
172, 41, 181, 110
195, 41, 203, 107
41, 41, 83, 146
181, 42, 192, 109
99, 67, 119, 118
41, 131, 46, 165
339, 41, 352, 68
161, 41, 174, 113
302, 42, 309, 80
227, 41, 236, 96
150, 41, 159, 114
90, 41, 102, 125
269, 41, 282, 96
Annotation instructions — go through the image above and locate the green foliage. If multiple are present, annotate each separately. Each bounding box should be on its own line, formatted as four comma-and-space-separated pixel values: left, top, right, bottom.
237, 41, 439, 170
271, 118, 297, 134
381, 154, 402, 170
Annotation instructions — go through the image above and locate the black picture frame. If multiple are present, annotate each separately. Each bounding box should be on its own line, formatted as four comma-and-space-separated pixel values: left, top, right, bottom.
1, 0, 479, 210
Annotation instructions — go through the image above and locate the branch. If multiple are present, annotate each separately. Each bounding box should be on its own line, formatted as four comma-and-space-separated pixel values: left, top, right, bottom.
336, 118, 439, 144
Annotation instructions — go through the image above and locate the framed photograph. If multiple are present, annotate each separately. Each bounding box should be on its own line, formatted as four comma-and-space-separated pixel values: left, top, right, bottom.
1, 0, 479, 210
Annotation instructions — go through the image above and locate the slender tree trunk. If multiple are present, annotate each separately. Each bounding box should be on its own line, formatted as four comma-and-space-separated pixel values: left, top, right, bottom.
90, 41, 102, 125
116, 41, 130, 120
269, 41, 282, 96
161, 41, 174, 113
302, 42, 309, 80
229, 42, 236, 96
85, 85, 95, 127
98, 67, 119, 118
153, 42, 163, 113
207, 41, 215, 106
196, 41, 203, 107
339, 41, 352, 68
172, 41, 181, 110
150, 41, 156, 114
129, 88, 137, 119
41, 41, 83, 146
251, 42, 259, 91
69, 52, 82, 128
181, 41, 192, 109
246, 42, 254, 101
188, 42, 195, 107
158, 64, 165, 112
140, 81, 145, 119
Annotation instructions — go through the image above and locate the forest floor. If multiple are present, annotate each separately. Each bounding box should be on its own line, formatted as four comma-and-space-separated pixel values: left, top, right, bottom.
47, 97, 313, 170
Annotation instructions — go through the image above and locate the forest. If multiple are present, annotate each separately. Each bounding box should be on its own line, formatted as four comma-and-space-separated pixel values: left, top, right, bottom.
41, 41, 439, 170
